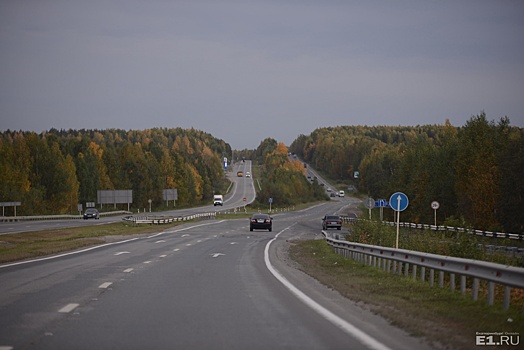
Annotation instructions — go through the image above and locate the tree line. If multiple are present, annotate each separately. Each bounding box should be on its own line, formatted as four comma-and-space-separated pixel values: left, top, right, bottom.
0, 128, 230, 215
252, 138, 327, 207
289, 113, 524, 233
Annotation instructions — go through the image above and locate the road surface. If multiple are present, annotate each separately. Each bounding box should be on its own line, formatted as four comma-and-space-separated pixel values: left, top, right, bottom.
0, 161, 432, 349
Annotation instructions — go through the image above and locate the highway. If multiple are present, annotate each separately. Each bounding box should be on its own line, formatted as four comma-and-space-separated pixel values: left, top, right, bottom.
0, 161, 431, 349
0, 161, 255, 235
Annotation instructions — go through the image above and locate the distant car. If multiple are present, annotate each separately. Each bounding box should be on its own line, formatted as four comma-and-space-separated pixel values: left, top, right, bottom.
330, 192, 336, 198
83, 208, 100, 220
245, 172, 251, 178
250, 213, 272, 232
322, 215, 341, 230
237, 171, 243, 177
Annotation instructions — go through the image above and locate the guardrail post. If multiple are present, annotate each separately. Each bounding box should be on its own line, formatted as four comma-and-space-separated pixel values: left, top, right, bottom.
429, 269, 434, 287
397, 262, 403, 275
420, 266, 426, 282
404, 263, 410, 277
438, 271, 444, 288
450, 273, 455, 292
503, 286, 511, 310
488, 282, 495, 305
412, 265, 417, 280
460, 275, 466, 295
472, 278, 479, 301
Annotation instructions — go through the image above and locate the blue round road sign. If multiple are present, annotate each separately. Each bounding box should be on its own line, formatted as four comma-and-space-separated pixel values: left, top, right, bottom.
389, 192, 409, 212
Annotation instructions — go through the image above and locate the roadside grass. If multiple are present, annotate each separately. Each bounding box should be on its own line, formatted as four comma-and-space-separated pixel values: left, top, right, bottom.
0, 221, 188, 264
289, 239, 524, 350
348, 220, 524, 268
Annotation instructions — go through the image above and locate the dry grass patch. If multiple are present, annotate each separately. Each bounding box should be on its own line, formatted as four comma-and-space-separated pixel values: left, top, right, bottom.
0, 221, 186, 264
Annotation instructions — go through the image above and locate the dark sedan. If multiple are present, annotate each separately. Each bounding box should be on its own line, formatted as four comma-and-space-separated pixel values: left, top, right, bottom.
322, 215, 341, 230
250, 213, 272, 232
83, 208, 100, 220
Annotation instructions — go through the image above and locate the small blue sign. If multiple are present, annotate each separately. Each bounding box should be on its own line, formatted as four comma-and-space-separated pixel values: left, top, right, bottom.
389, 192, 409, 211
269, 198, 273, 203
375, 199, 389, 208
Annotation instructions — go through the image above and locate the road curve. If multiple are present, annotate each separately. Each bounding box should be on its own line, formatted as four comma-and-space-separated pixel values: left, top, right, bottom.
0, 198, 433, 350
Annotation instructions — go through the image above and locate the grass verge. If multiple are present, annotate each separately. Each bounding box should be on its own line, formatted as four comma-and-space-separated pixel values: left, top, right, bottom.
0, 221, 188, 264
289, 239, 523, 350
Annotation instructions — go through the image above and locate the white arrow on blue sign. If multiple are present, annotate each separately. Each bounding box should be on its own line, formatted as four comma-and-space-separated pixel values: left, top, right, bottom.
389, 192, 409, 212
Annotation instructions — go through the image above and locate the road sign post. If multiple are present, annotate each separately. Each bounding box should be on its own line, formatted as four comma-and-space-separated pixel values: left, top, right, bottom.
431, 201, 440, 226
389, 192, 409, 249
375, 199, 388, 221
364, 197, 375, 219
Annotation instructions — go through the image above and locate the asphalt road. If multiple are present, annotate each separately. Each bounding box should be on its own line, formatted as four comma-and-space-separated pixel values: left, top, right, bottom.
0, 161, 255, 235
0, 161, 432, 349
0, 206, 433, 349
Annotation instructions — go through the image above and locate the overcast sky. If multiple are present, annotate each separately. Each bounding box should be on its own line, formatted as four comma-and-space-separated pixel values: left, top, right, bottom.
1, 1, 523, 149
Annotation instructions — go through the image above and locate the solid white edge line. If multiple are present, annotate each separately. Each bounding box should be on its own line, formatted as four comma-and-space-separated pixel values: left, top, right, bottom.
99, 282, 113, 289
0, 237, 140, 269
264, 227, 392, 350
0, 221, 226, 269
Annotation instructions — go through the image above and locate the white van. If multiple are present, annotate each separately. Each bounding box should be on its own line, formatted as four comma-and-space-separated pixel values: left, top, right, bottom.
213, 195, 224, 206
338, 190, 345, 197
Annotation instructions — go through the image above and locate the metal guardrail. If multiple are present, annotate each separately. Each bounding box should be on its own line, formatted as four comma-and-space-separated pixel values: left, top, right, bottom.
0, 211, 131, 222
122, 212, 216, 224
322, 232, 524, 311
341, 217, 524, 241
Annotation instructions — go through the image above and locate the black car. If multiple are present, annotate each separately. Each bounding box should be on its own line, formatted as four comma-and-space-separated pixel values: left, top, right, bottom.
250, 213, 272, 232
83, 208, 100, 220
322, 215, 341, 230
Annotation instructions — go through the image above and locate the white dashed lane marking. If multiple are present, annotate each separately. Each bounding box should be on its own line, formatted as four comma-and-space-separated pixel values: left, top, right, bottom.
58, 303, 79, 313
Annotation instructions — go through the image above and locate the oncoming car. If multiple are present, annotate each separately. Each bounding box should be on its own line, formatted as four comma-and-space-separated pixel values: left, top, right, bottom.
322, 215, 341, 230
83, 208, 100, 220
249, 213, 272, 232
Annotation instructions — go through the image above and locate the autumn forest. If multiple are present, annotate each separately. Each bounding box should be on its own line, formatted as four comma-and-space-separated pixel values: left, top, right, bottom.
1, 112, 523, 233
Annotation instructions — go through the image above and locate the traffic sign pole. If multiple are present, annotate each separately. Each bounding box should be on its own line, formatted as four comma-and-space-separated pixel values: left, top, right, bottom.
431, 201, 440, 226
396, 211, 399, 248
364, 197, 375, 220
389, 192, 409, 249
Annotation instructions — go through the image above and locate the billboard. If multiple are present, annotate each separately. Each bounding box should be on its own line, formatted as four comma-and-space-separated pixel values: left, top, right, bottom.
97, 190, 133, 205
162, 189, 178, 201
